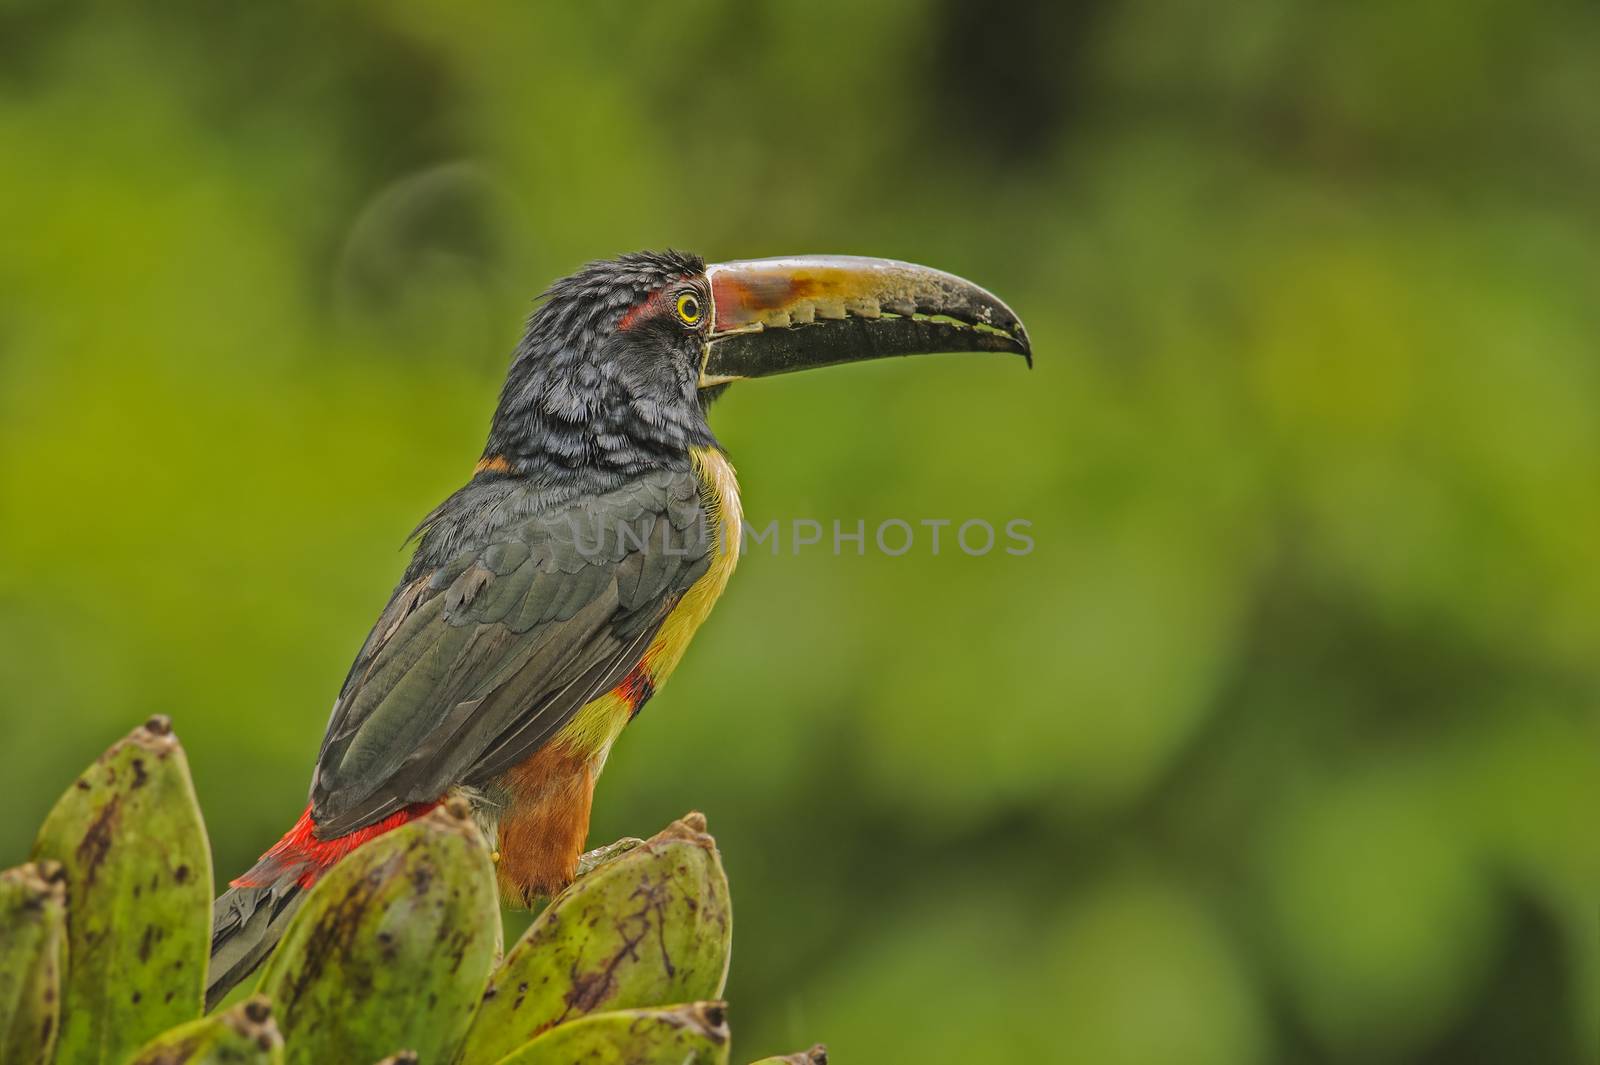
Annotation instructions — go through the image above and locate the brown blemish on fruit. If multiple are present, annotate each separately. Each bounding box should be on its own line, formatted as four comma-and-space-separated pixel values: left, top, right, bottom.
75, 794, 121, 888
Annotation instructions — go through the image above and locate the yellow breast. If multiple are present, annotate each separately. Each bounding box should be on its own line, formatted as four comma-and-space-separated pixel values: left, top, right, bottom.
648, 445, 743, 682
555, 447, 742, 757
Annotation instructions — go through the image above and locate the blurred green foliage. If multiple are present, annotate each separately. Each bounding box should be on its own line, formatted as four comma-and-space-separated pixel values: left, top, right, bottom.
1, 1, 1596, 1061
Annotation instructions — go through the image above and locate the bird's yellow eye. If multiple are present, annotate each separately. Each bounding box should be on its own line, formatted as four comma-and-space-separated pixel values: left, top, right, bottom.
676, 292, 703, 326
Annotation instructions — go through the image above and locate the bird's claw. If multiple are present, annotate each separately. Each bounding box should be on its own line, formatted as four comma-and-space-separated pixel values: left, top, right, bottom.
575, 836, 644, 879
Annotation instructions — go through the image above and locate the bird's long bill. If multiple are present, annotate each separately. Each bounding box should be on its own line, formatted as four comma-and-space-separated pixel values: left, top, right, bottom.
699, 255, 1031, 385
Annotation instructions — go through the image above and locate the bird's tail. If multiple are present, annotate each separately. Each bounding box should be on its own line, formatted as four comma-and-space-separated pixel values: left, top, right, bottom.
206, 801, 437, 1008
207, 878, 304, 1010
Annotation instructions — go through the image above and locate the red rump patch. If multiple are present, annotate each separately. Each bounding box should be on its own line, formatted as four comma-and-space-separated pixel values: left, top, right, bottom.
231, 800, 439, 889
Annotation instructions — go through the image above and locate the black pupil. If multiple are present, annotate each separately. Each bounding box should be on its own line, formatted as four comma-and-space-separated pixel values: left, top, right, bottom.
682, 297, 698, 318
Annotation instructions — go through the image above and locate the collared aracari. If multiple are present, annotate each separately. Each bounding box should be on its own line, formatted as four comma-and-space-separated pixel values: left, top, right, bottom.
207, 251, 1030, 1005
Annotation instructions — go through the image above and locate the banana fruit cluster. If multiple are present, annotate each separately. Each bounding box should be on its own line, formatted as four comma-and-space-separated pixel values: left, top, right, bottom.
1, 718, 825, 1065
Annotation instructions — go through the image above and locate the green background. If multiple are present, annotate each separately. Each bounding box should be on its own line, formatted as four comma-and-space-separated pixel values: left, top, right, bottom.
2, 3, 1596, 1061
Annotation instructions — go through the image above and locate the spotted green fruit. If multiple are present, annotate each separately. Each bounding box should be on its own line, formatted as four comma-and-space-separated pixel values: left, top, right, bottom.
458, 812, 731, 1065
256, 798, 498, 1065
495, 1002, 731, 1065
30, 715, 213, 1065
0, 861, 68, 1065
125, 995, 284, 1065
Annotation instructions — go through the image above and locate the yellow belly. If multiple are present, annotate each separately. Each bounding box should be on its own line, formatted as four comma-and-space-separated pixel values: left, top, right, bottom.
554, 446, 742, 757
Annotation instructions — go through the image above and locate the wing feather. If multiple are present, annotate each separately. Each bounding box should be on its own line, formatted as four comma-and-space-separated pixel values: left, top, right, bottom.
308, 470, 712, 837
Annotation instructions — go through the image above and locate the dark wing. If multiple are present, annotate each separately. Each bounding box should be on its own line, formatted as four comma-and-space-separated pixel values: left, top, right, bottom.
308, 469, 709, 837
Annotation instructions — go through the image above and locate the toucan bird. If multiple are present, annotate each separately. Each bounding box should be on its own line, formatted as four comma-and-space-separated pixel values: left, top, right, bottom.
207, 251, 1030, 1005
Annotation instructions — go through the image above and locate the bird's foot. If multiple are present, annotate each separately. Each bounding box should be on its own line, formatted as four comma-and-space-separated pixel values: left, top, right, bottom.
575, 836, 644, 879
